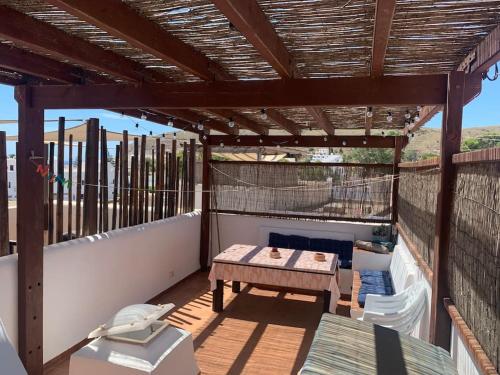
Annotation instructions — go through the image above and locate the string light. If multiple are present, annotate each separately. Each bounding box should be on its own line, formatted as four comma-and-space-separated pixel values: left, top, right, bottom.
141, 113, 147, 120
259, 138, 263, 144
149, 131, 153, 136
363, 138, 368, 145
167, 118, 174, 127
191, 123, 196, 129
416, 105, 422, 111
414, 112, 420, 122
323, 136, 328, 142
173, 133, 177, 140
366, 107, 373, 118
405, 110, 411, 119
260, 109, 267, 120
381, 131, 386, 137
294, 139, 299, 145
236, 138, 241, 143
202, 135, 207, 141
220, 142, 224, 148
228, 117, 235, 128
342, 140, 347, 146
197, 121, 204, 131
162, 133, 166, 137
276, 144, 280, 149
386, 112, 393, 122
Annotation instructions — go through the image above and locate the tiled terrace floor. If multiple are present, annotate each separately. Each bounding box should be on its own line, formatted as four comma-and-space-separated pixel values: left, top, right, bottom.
46, 272, 351, 375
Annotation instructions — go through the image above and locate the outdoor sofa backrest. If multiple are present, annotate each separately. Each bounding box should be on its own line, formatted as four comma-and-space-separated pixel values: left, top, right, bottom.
389, 244, 416, 293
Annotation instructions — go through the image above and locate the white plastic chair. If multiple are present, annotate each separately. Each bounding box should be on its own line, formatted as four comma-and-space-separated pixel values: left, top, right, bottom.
358, 281, 427, 335
0, 318, 27, 375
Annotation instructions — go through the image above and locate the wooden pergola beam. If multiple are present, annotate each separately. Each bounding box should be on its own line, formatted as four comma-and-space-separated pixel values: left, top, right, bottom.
46, 0, 231, 81
410, 25, 499, 131
208, 135, 397, 148
207, 109, 269, 135
212, 0, 294, 78
307, 108, 335, 135
371, 0, 397, 78
45, 0, 277, 135
430, 71, 465, 350
155, 109, 238, 135
0, 5, 166, 83
212, 0, 332, 134
29, 74, 448, 109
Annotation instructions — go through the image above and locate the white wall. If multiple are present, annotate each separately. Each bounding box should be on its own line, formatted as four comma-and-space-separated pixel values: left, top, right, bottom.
450, 323, 482, 375
0, 211, 201, 363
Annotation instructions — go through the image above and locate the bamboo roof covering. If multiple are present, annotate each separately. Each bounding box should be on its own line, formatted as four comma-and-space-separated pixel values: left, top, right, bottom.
0, 0, 499, 134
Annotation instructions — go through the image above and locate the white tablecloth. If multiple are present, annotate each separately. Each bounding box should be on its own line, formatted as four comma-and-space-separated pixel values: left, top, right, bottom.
209, 244, 341, 313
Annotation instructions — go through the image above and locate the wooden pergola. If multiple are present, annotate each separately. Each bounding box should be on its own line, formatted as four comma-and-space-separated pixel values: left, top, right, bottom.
0, 1, 499, 373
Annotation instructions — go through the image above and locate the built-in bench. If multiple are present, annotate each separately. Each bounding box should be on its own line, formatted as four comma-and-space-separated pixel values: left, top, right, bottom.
350, 244, 416, 319
268, 232, 354, 269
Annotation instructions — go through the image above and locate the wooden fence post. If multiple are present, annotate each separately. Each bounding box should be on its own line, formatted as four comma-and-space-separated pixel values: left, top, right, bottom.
83, 118, 99, 235
75, 142, 82, 237
121, 131, 129, 227
56, 117, 65, 242
430, 71, 465, 349
0, 131, 8, 256
391, 136, 402, 225
67, 134, 73, 239
15, 85, 44, 375
200, 142, 211, 271
189, 139, 196, 211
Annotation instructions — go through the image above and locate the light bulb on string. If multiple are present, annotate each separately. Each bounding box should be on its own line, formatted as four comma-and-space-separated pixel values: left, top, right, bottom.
366, 107, 373, 118
363, 138, 367, 145
141, 113, 147, 120
405, 110, 411, 119
197, 121, 204, 131
135, 123, 139, 128
414, 113, 420, 122
417, 105, 422, 111
220, 142, 224, 148
149, 131, 153, 136
173, 133, 177, 140
259, 138, 263, 144
228, 118, 235, 128
386, 112, 393, 122
323, 136, 328, 142
276, 144, 280, 149
260, 109, 267, 120
342, 140, 347, 146
167, 118, 174, 127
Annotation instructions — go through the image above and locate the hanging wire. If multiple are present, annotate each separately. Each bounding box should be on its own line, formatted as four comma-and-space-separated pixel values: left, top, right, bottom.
482, 63, 499, 81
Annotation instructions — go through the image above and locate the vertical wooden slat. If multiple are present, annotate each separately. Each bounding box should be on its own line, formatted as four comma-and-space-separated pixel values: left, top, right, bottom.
189, 139, 196, 211
101, 128, 109, 232
164, 151, 169, 217
48, 142, 55, 244
129, 155, 137, 225
159, 143, 166, 219
200, 143, 211, 271
15, 85, 44, 375
391, 136, 402, 225
98, 130, 103, 233
67, 134, 73, 239
83, 118, 99, 236
145, 160, 150, 222
139, 135, 146, 224
56, 117, 65, 242
132, 137, 139, 225
43, 143, 49, 237
151, 147, 155, 221
75, 142, 82, 237
118, 141, 123, 228
112, 144, 120, 230
430, 71, 465, 350
154, 138, 161, 220
168, 139, 177, 217
176, 156, 181, 215
0, 131, 8, 256
121, 131, 129, 227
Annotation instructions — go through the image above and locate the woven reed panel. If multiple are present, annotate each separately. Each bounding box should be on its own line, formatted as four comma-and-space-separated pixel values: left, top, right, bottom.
448, 162, 499, 371
0, 0, 197, 82
397, 167, 439, 267
211, 162, 393, 220
386, 0, 500, 75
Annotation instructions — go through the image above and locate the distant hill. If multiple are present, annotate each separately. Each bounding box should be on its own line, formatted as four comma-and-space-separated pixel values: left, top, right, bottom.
406, 126, 500, 153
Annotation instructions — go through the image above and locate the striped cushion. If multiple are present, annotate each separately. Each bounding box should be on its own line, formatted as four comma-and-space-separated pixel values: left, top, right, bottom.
300, 314, 457, 375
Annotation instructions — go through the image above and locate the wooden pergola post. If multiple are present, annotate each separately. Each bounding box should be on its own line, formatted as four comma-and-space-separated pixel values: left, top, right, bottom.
15, 85, 45, 375
430, 71, 465, 349
199, 142, 211, 271
0, 131, 8, 256
391, 136, 403, 225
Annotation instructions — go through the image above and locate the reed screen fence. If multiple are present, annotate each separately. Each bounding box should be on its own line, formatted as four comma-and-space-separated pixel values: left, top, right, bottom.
210, 161, 394, 222
448, 160, 499, 370
397, 162, 440, 268
0, 119, 197, 256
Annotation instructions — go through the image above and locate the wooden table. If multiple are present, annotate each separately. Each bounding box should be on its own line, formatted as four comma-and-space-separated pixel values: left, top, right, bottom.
209, 244, 340, 313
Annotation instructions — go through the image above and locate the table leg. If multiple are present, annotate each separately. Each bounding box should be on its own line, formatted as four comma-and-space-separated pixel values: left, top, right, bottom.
212, 279, 224, 312
323, 290, 331, 313
232, 281, 241, 293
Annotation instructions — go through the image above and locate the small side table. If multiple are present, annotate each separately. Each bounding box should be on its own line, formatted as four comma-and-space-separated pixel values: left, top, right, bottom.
69, 326, 199, 375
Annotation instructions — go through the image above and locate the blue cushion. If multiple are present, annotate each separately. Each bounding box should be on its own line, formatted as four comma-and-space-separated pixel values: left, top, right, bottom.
288, 235, 310, 250
268, 232, 289, 249
357, 270, 394, 307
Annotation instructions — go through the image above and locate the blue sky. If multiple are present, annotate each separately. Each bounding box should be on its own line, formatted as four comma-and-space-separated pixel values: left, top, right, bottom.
0, 66, 499, 154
